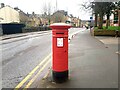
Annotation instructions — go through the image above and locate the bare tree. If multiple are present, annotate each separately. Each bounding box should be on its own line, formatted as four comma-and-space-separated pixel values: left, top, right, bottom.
42, 2, 52, 25
48, 2, 52, 15
81, 1, 116, 29
47, 2, 52, 25
42, 2, 47, 15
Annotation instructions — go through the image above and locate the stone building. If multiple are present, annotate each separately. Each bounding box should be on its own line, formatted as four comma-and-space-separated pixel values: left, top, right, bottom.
0, 3, 29, 24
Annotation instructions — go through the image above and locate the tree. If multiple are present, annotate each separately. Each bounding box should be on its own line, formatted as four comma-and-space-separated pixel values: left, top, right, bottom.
81, 2, 97, 26
81, 1, 115, 29
81, 2, 105, 28
104, 2, 115, 29
115, 1, 120, 26
91, 2, 99, 27
96, 2, 109, 29
118, 1, 120, 26
42, 2, 53, 25
42, 3, 48, 15
47, 2, 52, 25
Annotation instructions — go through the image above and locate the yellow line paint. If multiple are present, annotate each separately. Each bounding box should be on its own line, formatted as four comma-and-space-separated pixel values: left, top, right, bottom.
43, 68, 51, 80
15, 53, 51, 89
23, 59, 51, 89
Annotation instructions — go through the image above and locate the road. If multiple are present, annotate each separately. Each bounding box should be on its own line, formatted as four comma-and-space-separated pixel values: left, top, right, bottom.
1, 28, 84, 88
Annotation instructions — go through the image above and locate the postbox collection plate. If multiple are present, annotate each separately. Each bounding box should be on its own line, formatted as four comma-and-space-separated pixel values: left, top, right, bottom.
57, 38, 63, 47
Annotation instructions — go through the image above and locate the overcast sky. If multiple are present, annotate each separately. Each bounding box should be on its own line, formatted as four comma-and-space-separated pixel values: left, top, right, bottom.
0, 0, 92, 20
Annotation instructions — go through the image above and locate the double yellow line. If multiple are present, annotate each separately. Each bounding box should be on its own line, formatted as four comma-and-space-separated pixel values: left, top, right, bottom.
15, 53, 51, 89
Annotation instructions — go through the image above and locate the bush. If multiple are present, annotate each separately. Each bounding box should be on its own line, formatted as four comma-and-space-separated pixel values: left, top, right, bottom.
94, 26, 120, 31
93, 26, 120, 36
107, 26, 120, 30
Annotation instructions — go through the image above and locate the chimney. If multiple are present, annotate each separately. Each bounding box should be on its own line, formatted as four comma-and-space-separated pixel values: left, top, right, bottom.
1, 3, 5, 8
14, 7, 19, 10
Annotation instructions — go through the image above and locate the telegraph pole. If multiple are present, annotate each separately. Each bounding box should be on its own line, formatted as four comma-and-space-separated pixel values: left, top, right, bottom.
56, 0, 58, 11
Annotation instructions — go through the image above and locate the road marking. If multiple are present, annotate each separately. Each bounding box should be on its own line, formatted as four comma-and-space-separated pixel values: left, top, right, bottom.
14, 53, 51, 89
42, 68, 51, 80
23, 59, 51, 89
14, 29, 82, 89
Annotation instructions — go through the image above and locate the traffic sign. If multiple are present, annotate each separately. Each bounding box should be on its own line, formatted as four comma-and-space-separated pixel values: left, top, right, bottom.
90, 17, 93, 20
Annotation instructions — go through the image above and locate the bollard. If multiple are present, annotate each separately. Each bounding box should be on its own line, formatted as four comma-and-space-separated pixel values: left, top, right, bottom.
50, 23, 71, 83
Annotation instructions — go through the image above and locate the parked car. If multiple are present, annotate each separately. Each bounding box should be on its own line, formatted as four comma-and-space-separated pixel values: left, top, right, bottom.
85, 24, 89, 29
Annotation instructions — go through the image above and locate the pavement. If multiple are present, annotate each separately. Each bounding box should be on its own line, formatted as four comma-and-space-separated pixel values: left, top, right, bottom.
30, 29, 118, 89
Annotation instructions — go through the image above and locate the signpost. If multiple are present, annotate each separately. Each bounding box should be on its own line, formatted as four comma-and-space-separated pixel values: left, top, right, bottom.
90, 16, 94, 36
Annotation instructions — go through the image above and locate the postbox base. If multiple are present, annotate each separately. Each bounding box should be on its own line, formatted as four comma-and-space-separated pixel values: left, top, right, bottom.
52, 70, 68, 83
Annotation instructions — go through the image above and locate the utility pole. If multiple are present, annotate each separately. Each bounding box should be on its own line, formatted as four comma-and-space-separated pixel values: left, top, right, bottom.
56, 0, 57, 11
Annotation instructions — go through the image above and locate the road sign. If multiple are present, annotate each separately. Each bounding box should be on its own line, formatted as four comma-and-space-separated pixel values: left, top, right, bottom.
90, 17, 93, 20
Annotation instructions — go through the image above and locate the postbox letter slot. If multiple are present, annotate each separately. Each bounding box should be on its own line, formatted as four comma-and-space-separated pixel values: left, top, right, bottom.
56, 32, 64, 34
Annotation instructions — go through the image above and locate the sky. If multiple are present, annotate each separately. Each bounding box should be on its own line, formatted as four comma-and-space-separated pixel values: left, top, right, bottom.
0, 0, 92, 20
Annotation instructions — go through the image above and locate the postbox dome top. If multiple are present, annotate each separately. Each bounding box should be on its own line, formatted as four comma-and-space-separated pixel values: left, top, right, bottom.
50, 23, 71, 26
50, 23, 71, 29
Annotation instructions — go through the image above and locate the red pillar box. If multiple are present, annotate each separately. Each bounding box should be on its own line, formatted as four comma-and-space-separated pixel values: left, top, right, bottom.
50, 23, 71, 83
